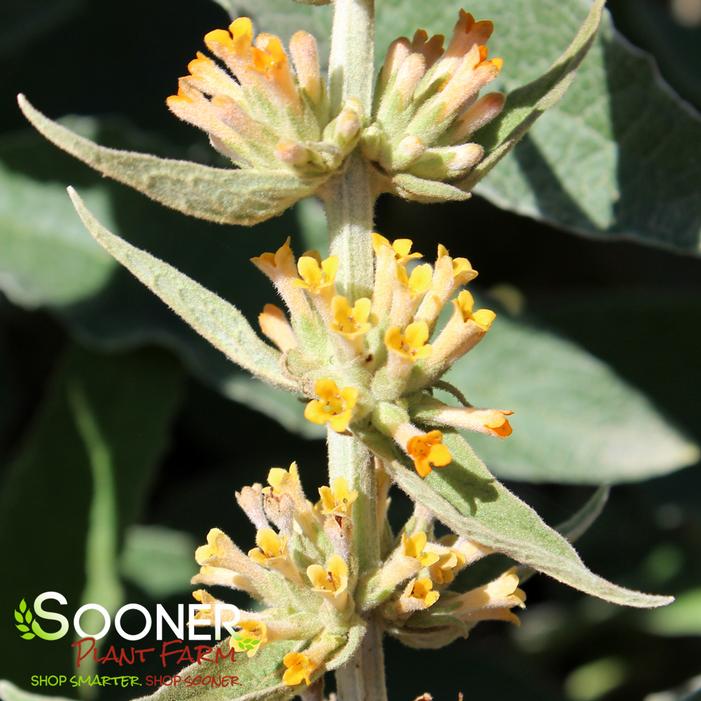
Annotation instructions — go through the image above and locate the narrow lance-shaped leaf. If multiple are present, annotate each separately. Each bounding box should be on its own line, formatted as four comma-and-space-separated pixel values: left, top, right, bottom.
68, 188, 298, 393
459, 0, 605, 191
517, 485, 610, 585
378, 432, 671, 608
391, 173, 472, 204
17, 95, 317, 226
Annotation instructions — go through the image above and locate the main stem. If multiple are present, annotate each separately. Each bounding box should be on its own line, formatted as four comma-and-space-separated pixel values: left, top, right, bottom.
325, 1, 388, 700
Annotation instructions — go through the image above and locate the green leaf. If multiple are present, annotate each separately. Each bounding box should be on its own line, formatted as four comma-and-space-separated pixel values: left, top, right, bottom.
121, 525, 198, 598
443, 305, 699, 484
135, 640, 297, 701
0, 148, 114, 309
392, 173, 472, 204
460, 0, 604, 193
68, 188, 297, 394
236, 0, 701, 253
0, 681, 74, 701
13, 611, 22, 623
18, 95, 317, 227
381, 431, 672, 608
0, 345, 183, 679
471, 1, 701, 253
18, 599, 26, 613
516, 486, 610, 586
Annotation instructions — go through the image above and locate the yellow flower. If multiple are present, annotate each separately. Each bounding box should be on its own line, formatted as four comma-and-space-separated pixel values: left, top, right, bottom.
484, 410, 513, 438
428, 550, 462, 585
318, 477, 358, 518
251, 237, 295, 276
407, 430, 452, 478
385, 321, 432, 361
402, 531, 440, 567
191, 589, 237, 622
396, 263, 433, 297
248, 528, 287, 566
231, 620, 268, 658
307, 554, 349, 597
454, 290, 496, 331
304, 379, 358, 433
437, 243, 477, 283
399, 577, 440, 613
294, 254, 339, 295
330, 295, 372, 339
195, 528, 235, 566
266, 462, 301, 497
282, 652, 317, 686
456, 569, 526, 625
372, 233, 423, 264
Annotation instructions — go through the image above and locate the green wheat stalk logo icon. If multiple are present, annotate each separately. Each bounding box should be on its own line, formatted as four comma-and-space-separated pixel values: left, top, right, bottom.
14, 598, 35, 640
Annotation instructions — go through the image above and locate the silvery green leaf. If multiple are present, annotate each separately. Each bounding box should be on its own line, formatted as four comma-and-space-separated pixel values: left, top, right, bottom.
391, 173, 472, 204
444, 301, 699, 485
380, 432, 672, 608
68, 188, 297, 393
325, 622, 367, 671
18, 95, 318, 226
516, 486, 610, 585
459, 0, 605, 192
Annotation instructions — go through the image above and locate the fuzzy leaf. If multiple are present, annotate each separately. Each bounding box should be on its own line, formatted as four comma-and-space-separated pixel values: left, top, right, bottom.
381, 431, 671, 608
134, 640, 298, 701
391, 173, 472, 204
18, 95, 317, 226
325, 622, 367, 671
68, 188, 297, 393
121, 526, 198, 598
459, 0, 605, 191
443, 303, 699, 485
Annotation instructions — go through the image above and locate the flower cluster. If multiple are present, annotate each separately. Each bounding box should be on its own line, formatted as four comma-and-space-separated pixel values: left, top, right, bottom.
191, 463, 525, 688
167, 17, 362, 175
253, 233, 513, 479
362, 11, 505, 195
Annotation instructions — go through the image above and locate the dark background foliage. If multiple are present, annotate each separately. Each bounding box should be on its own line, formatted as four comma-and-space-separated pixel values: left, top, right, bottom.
0, 0, 700, 699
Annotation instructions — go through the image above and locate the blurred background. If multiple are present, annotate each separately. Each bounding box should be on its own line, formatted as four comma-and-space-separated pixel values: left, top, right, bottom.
1, 0, 700, 699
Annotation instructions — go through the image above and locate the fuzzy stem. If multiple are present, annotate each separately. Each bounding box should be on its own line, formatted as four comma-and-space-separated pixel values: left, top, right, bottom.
335, 618, 388, 701
324, 155, 375, 301
325, 0, 376, 301
326, 1, 387, 699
